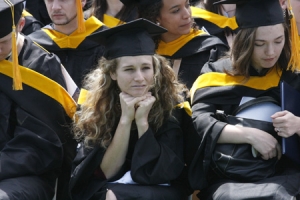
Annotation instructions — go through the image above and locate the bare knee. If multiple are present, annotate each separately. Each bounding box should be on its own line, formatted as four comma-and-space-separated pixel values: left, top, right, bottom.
106, 189, 117, 200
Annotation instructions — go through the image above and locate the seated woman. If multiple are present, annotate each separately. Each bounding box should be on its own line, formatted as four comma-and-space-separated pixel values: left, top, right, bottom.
69, 19, 190, 200
189, 0, 300, 199
117, 1, 228, 164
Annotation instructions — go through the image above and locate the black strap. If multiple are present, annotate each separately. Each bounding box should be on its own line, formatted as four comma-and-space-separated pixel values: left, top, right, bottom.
232, 96, 279, 116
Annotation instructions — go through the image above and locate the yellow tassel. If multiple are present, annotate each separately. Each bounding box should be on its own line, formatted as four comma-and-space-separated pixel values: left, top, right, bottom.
4, 0, 23, 90
76, 0, 86, 33
287, 0, 300, 71
12, 27, 22, 90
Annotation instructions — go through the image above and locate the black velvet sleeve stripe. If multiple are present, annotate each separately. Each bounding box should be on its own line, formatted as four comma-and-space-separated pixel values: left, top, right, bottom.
0, 60, 76, 119
171, 35, 228, 58
191, 66, 282, 104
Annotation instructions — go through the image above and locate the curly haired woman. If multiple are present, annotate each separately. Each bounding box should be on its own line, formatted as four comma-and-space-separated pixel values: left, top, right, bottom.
69, 19, 190, 200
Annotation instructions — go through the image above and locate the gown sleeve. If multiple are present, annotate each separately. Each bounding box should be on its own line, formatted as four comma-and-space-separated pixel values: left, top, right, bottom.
0, 94, 63, 180
70, 114, 186, 199
188, 61, 230, 190
131, 117, 185, 185
69, 144, 108, 200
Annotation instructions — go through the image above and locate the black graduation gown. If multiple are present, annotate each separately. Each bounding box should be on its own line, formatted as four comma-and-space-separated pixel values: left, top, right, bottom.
28, 16, 108, 88
191, 6, 239, 47
156, 30, 229, 89
69, 114, 187, 200
156, 30, 222, 192
189, 58, 300, 199
0, 36, 77, 200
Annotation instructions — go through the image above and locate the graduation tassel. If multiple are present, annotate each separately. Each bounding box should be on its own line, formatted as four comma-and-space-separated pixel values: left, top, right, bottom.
12, 26, 22, 90
287, 0, 300, 71
76, 0, 86, 33
4, 0, 22, 90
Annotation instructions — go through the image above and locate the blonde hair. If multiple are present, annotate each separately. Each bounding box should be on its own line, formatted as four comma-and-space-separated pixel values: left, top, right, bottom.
73, 54, 188, 148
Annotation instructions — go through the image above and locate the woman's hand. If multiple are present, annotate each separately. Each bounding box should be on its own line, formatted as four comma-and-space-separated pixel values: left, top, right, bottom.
101, 92, 150, 178
135, 92, 156, 137
135, 93, 156, 123
271, 110, 300, 138
247, 127, 281, 160
119, 92, 147, 124
219, 125, 281, 160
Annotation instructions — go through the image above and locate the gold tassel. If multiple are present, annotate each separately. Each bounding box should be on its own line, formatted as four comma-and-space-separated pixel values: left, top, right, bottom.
4, 0, 23, 90
76, 0, 86, 33
12, 27, 22, 90
287, 0, 300, 71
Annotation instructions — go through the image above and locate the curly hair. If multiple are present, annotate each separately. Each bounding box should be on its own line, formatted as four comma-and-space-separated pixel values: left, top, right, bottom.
73, 54, 188, 148
226, 23, 291, 78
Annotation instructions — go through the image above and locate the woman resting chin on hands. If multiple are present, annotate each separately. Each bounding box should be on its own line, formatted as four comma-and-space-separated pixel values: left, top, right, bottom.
69, 19, 189, 200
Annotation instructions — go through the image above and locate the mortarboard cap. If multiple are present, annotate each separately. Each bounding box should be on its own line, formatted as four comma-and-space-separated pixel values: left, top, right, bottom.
214, 0, 284, 29
0, 0, 24, 38
1, 0, 24, 90
87, 18, 167, 60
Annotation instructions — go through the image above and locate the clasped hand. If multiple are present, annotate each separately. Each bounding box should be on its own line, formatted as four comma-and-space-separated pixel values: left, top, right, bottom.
119, 92, 156, 125
271, 110, 300, 138
247, 127, 281, 160
245, 110, 300, 160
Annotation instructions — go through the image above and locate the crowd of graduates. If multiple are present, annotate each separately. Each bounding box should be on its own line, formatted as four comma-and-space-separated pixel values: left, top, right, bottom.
1, 0, 300, 199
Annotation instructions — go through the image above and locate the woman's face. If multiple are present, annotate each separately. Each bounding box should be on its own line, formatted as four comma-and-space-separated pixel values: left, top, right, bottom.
157, 0, 192, 42
110, 55, 154, 97
251, 24, 285, 71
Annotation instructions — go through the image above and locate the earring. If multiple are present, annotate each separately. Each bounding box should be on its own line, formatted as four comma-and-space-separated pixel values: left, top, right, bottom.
156, 22, 160, 26
287, 9, 294, 20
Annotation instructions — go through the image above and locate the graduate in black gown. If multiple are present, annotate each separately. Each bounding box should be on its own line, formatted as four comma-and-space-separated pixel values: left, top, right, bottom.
69, 19, 191, 200
189, 0, 300, 199
28, 0, 108, 89
0, 0, 77, 199
118, 0, 209, 187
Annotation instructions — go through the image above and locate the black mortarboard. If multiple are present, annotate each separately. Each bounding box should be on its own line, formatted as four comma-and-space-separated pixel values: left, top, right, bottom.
214, 0, 284, 29
0, 0, 24, 38
87, 18, 167, 60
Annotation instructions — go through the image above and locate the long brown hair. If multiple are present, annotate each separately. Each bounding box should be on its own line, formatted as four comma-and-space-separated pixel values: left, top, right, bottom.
73, 54, 187, 148
226, 23, 290, 78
